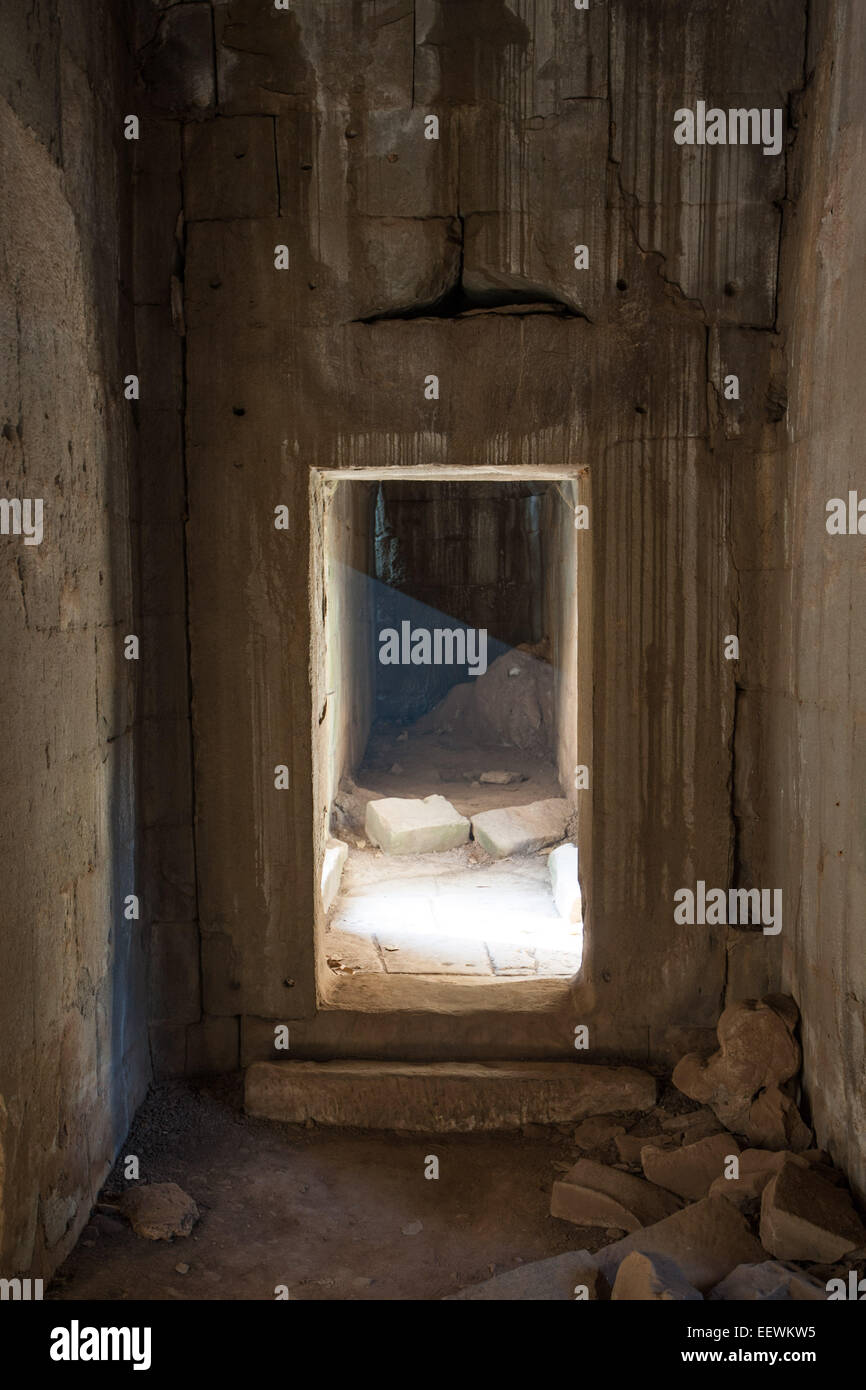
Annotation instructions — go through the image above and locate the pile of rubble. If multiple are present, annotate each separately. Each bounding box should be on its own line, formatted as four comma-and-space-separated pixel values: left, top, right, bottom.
451, 996, 866, 1300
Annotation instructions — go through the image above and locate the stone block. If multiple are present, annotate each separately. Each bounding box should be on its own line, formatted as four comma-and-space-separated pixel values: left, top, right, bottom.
138, 3, 215, 116
709, 1148, 791, 1207
548, 842, 581, 922
321, 837, 348, 912
760, 1157, 866, 1263
119, 1182, 199, 1240
710, 1261, 827, 1302
245, 1061, 656, 1130
551, 1158, 681, 1232
641, 1133, 740, 1202
445, 1250, 606, 1301
612, 1250, 703, 1301
595, 1196, 766, 1294
184, 116, 279, 221
471, 799, 569, 859
365, 795, 470, 855
672, 994, 802, 1136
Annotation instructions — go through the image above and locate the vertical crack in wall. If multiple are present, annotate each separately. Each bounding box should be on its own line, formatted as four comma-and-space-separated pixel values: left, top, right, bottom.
176, 141, 204, 1061
272, 115, 281, 218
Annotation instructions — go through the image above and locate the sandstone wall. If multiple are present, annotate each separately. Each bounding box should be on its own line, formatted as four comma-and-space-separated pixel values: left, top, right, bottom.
0, 0, 149, 1278
165, 0, 804, 1062
745, 0, 866, 1199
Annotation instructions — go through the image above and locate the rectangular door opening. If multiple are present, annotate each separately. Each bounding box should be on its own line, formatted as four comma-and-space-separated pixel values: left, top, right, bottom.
312, 468, 583, 998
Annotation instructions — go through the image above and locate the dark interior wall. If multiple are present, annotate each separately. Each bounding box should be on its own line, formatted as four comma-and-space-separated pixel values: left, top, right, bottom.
372, 480, 548, 722
0, 0, 149, 1278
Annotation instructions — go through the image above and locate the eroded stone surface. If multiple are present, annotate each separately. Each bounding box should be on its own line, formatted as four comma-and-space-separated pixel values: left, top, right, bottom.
551, 1158, 681, 1232
365, 795, 470, 855
595, 1197, 766, 1293
760, 1157, 866, 1263
548, 842, 581, 922
246, 1061, 656, 1130
710, 1261, 827, 1302
673, 996, 805, 1141
641, 1133, 740, 1202
119, 1184, 199, 1241
471, 800, 569, 859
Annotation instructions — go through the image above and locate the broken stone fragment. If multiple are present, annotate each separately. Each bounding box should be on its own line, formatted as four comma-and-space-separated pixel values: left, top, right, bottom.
444, 1250, 606, 1300
760, 1155, 866, 1262
615, 1131, 670, 1166
672, 995, 804, 1142
548, 842, 581, 922
320, 837, 348, 912
573, 1115, 626, 1154
118, 1183, 199, 1241
595, 1196, 766, 1294
551, 1158, 681, 1232
708, 1147, 793, 1208
744, 1084, 813, 1151
641, 1133, 740, 1202
365, 795, 470, 855
659, 1106, 724, 1143
709, 1260, 827, 1301
479, 770, 525, 784
611, 1250, 703, 1301
470, 798, 569, 859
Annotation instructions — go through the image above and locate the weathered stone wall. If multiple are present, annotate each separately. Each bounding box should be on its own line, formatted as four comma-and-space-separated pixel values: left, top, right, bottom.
743, 0, 866, 1199
0, 0, 149, 1278
171, 0, 803, 1061
325, 478, 376, 799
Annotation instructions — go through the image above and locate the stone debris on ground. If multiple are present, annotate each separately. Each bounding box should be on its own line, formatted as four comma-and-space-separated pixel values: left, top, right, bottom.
709, 1260, 828, 1301
445, 1250, 606, 1300
611, 1250, 703, 1301
573, 1115, 627, 1155
551, 1158, 682, 1232
118, 1183, 199, 1241
365, 794, 470, 855
659, 1106, 725, 1143
615, 1131, 672, 1166
672, 995, 810, 1147
759, 1155, 866, 1262
414, 648, 554, 757
640, 1133, 740, 1202
594, 1196, 767, 1293
470, 798, 570, 859
529, 994, 866, 1301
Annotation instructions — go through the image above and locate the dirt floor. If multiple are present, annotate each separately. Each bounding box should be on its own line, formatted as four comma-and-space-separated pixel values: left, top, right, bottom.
358, 725, 562, 817
50, 1077, 627, 1302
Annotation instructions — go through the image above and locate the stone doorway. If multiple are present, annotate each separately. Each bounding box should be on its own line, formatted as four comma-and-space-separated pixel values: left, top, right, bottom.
312, 467, 584, 991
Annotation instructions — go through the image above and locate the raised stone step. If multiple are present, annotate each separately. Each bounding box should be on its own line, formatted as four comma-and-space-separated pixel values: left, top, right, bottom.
245, 1060, 656, 1131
